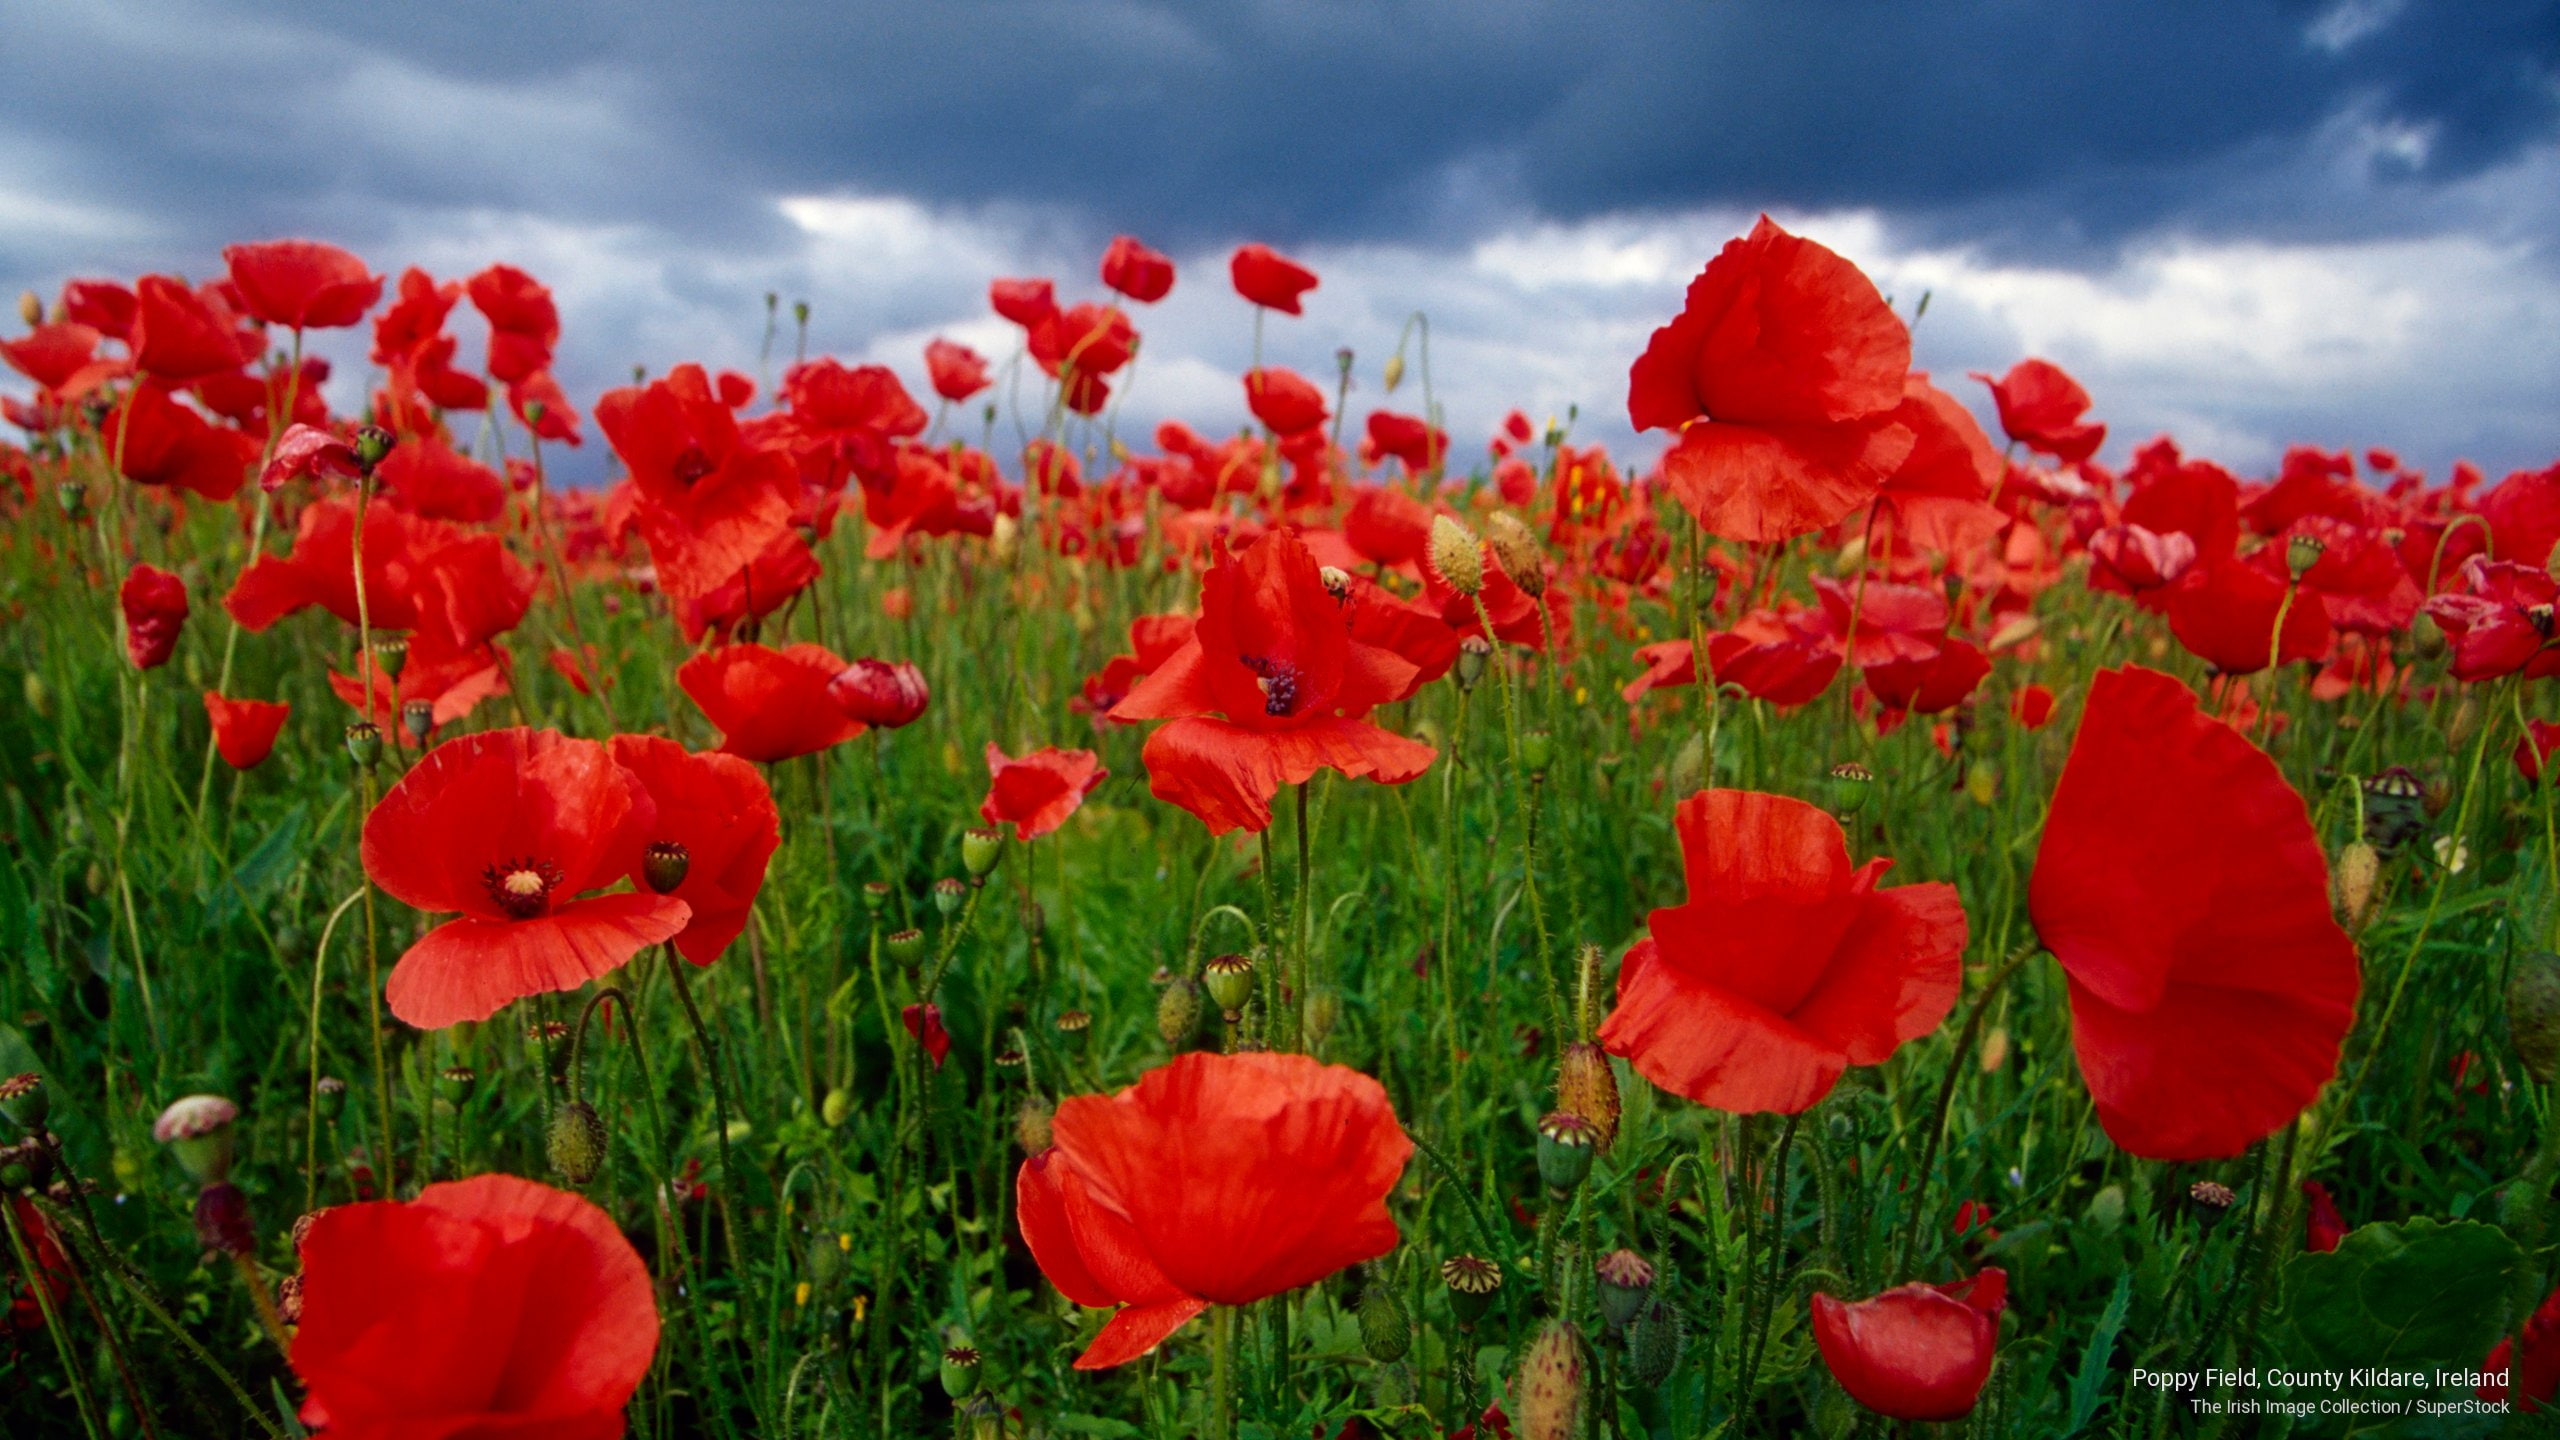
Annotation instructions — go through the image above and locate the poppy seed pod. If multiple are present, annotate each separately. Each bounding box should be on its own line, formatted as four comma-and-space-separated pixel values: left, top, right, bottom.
1520, 729, 1555, 776
932, 877, 968, 915
2286, 533, 2326, 580
2509, 952, 2560, 1084
547, 1100, 608, 1186
1055, 1008, 1092, 1053
1556, 1043, 1620, 1152
1594, 1249, 1655, 1331
0, 1071, 44, 1132
1516, 1319, 1586, 1440
1486, 512, 1547, 597
642, 840, 690, 895
1157, 976, 1203, 1047
1535, 1111, 1599, 1193
154, 1094, 240, 1186
884, 928, 926, 968
400, 698, 434, 748
438, 1066, 477, 1104
1203, 954, 1256, 1021
315, 1075, 346, 1122
56, 480, 85, 519
0, 1135, 49, 1191
353, 424, 397, 473
344, 722, 382, 769
2187, 1180, 2237, 1227
372, 635, 409, 680
1358, 1279, 1412, 1362
961, 827, 1004, 879
1456, 635, 1492, 692
860, 880, 892, 915
1429, 515, 1484, 597
1627, 1298, 1689, 1387
1822, 760, 1874, 816
1441, 1253, 1501, 1326
940, 1345, 982, 1399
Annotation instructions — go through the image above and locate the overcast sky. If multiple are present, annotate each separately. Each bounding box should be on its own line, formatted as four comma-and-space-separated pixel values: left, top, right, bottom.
3, 0, 2555, 483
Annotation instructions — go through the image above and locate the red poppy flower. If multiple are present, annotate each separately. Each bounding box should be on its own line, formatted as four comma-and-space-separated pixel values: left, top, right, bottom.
2009, 684, 2056, 730
223, 240, 382, 331
1622, 610, 1844, 709
6, 1196, 70, 1333
1628, 217, 1914, 543
2484, 1288, 2560, 1415
204, 692, 290, 770
261, 422, 365, 493
785, 357, 929, 457
672, 531, 821, 645
509, 370, 583, 446
2165, 559, 2329, 675
1812, 1269, 2006, 1422
130, 275, 259, 381
1864, 639, 1990, 716
1600, 790, 1966, 1114
1871, 375, 2002, 559
120, 563, 188, 670
902, 1003, 951, 1069
2085, 523, 2198, 602
1101, 235, 1176, 304
1030, 304, 1137, 414
362, 728, 687, 1029
60, 279, 136, 340
1365, 410, 1445, 474
2519, 720, 2560, 784
924, 338, 991, 402
96, 381, 260, 500
1244, 366, 1327, 436
609, 736, 779, 965
1016, 1051, 1409, 1369
2301, 1180, 2348, 1253
981, 743, 1107, 840
372, 267, 460, 364
1, 322, 104, 392
990, 277, 1059, 329
2481, 463, 2560, 568
1109, 529, 1436, 835
1344, 484, 1435, 569
598, 363, 796, 600
290, 1173, 659, 1438
374, 434, 506, 524
678, 643, 863, 762
466, 264, 560, 383
2029, 666, 2359, 1159
1971, 358, 2104, 463
1230, 244, 1319, 315
828, 658, 930, 728
2426, 558, 2560, 682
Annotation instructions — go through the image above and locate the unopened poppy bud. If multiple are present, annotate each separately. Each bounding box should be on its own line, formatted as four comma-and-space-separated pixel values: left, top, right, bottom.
2187, 1179, 2237, 1227
372, 635, 408, 680
344, 722, 382, 769
1822, 760, 1874, 816
1978, 1026, 2010, 1073
1626, 1299, 1689, 1387
2509, 952, 2560, 1084
1455, 636, 1491, 692
961, 827, 1003, 879
315, 1075, 346, 1122
1486, 512, 1547, 596
2410, 610, 2447, 660
637, 840, 689, 895
1202, 954, 1256, 1021
2332, 841, 2380, 930
1556, 1043, 1620, 1152
1441, 1253, 1501, 1326
546, 1100, 608, 1186
1302, 986, 1340, 1050
15, 290, 38, 327
1358, 1281, 1412, 1362
1666, 731, 1707, 798
2420, 773, 2453, 819
1520, 729, 1554, 776
1054, 1008, 1091, 1053
940, 1345, 982, 1399
56, 480, 84, 519
438, 1066, 476, 1104
1535, 1111, 1599, 1193
1964, 762, 1998, 807
154, 1094, 239, 1186
193, 1181, 256, 1256
932, 877, 967, 916
1516, 1319, 1586, 1440
1015, 1095, 1054, 1153
2285, 533, 2325, 580
885, 927, 926, 968
352, 425, 396, 473
0, 1072, 45, 1132
1157, 976, 1203, 1046
400, 698, 433, 748
1594, 1249, 1655, 1331
1430, 515, 1484, 597
1382, 350, 1406, 393
822, 1088, 852, 1127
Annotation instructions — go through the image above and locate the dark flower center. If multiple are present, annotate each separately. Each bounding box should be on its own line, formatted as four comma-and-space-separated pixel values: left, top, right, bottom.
1240, 654, 1301, 717
671, 446, 715, 485
482, 857, 565, 919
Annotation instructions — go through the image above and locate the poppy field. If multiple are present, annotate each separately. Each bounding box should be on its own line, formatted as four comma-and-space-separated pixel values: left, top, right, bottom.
1, 220, 2557, 1439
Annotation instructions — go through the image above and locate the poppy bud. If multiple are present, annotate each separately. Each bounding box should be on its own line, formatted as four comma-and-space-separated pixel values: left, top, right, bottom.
1054, 1008, 1091, 1053
2510, 952, 2560, 1084
1520, 729, 1554, 776
2410, 610, 2447, 660
0, 1135, 48, 1191
1666, 731, 1707, 799
1383, 350, 1406, 393
546, 1100, 608, 1186
1515, 1319, 1586, 1440
2332, 840, 2380, 930
1594, 1249, 1655, 1331
119, 564, 188, 670
828, 659, 931, 729
56, 480, 84, 519
315, 1075, 346, 1122
1535, 1111, 1598, 1194
2286, 533, 2326, 580
344, 722, 382, 769
932, 877, 967, 916
822, 1088, 851, 1128
1821, 760, 1874, 817
885, 928, 926, 968
400, 699, 434, 749
193, 1181, 256, 1256
1430, 515, 1484, 597
1014, 1094, 1054, 1154
1441, 1253, 1501, 1326
14, 290, 37, 327
1978, 1026, 2010, 1073
640, 840, 690, 896
1455, 636, 1491, 692
372, 635, 409, 680
1556, 1043, 1619, 1152
352, 425, 396, 473
1157, 976, 1203, 1046
1358, 1280, 1412, 1362
2187, 1179, 2237, 1227
154, 1094, 239, 1186
1812, 1271, 2004, 1422
1963, 762, 1998, 807
1203, 954, 1256, 1021
940, 1345, 982, 1399
1626, 1299, 1689, 1387
438, 1066, 477, 1104
0, 1072, 45, 1132
1486, 512, 1547, 597
961, 827, 1003, 879
1302, 986, 1340, 1050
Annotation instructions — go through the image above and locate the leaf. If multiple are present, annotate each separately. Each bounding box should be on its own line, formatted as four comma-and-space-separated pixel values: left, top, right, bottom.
2063, 1271, 2132, 1436
206, 803, 308, 927
2279, 1218, 2525, 1379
